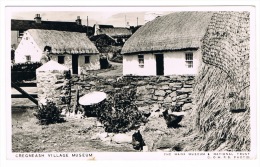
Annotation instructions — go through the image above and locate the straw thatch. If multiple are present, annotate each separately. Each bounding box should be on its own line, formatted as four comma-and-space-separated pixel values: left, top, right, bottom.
97, 27, 132, 37
121, 12, 214, 54
182, 11, 250, 151
27, 29, 99, 54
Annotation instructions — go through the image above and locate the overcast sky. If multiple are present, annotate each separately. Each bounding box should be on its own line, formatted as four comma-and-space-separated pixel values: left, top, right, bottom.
11, 10, 173, 27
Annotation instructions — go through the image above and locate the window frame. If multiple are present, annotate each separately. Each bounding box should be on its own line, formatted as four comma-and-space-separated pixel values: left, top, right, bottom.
18, 30, 24, 38
138, 54, 144, 68
85, 56, 90, 64
25, 55, 31, 62
185, 52, 193, 68
58, 56, 65, 64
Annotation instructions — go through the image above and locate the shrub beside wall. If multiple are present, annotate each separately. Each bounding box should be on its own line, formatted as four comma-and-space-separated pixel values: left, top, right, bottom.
71, 75, 195, 112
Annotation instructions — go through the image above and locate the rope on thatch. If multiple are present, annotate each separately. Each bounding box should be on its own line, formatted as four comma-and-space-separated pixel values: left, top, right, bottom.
201, 12, 250, 94
188, 11, 250, 151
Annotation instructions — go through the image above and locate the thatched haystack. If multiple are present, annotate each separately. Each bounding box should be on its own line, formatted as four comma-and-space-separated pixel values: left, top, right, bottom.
184, 11, 250, 151
27, 29, 99, 54
121, 12, 214, 54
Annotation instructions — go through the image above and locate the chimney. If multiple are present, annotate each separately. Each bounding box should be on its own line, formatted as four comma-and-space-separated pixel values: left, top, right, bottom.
34, 14, 41, 24
76, 16, 82, 25
126, 21, 130, 28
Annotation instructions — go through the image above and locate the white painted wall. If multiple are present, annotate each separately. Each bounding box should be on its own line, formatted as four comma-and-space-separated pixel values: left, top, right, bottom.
15, 32, 42, 63
52, 54, 100, 74
14, 31, 100, 73
123, 53, 156, 76
123, 49, 202, 76
78, 54, 100, 72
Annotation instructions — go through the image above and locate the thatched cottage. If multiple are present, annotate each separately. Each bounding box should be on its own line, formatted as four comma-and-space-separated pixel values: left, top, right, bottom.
15, 29, 99, 74
94, 24, 132, 45
121, 12, 214, 76
11, 14, 93, 49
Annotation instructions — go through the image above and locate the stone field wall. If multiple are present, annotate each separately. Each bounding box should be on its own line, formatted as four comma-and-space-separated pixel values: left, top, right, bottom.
36, 70, 71, 106
70, 75, 195, 112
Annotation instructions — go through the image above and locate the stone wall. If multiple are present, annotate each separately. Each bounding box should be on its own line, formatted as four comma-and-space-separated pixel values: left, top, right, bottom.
36, 61, 195, 112
71, 75, 194, 112
36, 61, 71, 106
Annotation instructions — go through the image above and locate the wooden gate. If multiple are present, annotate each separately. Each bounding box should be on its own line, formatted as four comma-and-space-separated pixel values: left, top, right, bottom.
11, 82, 38, 105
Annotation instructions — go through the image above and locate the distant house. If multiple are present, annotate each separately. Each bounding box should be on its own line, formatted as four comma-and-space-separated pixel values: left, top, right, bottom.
90, 34, 116, 48
15, 29, 99, 74
93, 24, 132, 45
121, 12, 214, 76
11, 14, 93, 49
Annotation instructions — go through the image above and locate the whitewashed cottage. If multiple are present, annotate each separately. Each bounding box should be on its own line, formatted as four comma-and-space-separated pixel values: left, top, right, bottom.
121, 11, 214, 76
15, 29, 100, 74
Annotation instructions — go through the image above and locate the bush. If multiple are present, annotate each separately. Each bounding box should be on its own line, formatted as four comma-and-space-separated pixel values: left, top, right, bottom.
34, 99, 65, 125
85, 88, 145, 133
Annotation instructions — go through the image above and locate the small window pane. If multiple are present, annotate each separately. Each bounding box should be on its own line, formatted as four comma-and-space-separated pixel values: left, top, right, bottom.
85, 56, 90, 64
138, 55, 144, 68
58, 56, 65, 64
185, 53, 193, 68
18, 30, 24, 38
25, 55, 31, 62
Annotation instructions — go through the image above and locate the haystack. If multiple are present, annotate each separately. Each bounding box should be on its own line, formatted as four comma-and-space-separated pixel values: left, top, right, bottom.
184, 11, 250, 151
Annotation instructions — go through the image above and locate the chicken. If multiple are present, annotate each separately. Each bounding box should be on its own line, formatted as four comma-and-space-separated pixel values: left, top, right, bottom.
162, 109, 184, 128
132, 130, 146, 151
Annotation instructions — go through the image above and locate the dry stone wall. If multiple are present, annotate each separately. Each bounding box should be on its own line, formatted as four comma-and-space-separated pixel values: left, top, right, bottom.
36, 62, 195, 113
71, 75, 195, 112
36, 61, 71, 106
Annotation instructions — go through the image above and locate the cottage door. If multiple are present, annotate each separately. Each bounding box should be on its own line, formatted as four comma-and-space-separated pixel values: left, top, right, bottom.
72, 54, 79, 74
155, 54, 164, 75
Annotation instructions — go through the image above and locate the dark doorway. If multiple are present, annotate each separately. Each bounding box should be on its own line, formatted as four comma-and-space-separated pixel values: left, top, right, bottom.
155, 54, 164, 75
72, 54, 79, 74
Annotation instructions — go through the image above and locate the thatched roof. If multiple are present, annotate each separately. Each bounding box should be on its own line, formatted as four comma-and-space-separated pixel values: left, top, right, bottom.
11, 19, 93, 36
27, 29, 99, 54
121, 12, 214, 54
97, 27, 132, 37
90, 34, 115, 42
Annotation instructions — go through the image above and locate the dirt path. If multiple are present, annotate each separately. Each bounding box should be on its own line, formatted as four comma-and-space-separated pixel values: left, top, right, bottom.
97, 61, 122, 77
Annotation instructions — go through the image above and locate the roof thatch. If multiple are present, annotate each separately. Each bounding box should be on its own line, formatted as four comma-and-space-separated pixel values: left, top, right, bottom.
90, 34, 115, 42
97, 27, 132, 37
27, 29, 99, 54
11, 19, 93, 36
121, 12, 214, 54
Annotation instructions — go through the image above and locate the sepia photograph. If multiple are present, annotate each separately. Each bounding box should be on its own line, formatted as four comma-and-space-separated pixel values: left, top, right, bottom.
4, 5, 257, 161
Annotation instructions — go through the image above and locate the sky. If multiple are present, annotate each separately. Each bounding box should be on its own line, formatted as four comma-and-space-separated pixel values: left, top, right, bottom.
10, 8, 173, 27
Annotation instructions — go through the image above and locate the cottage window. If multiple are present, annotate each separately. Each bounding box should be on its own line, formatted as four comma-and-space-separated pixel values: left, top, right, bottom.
25, 55, 31, 62
58, 56, 65, 64
138, 55, 144, 68
85, 56, 90, 64
18, 30, 24, 38
185, 53, 193, 68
